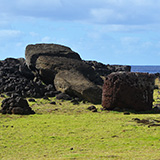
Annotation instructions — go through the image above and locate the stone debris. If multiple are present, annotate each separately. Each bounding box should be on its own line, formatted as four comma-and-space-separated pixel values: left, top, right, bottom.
0, 97, 35, 115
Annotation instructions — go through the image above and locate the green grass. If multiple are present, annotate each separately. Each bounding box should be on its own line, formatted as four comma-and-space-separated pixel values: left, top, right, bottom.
1, 95, 160, 160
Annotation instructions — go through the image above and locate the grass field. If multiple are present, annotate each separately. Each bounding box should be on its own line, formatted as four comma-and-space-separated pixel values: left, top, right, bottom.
1, 92, 160, 160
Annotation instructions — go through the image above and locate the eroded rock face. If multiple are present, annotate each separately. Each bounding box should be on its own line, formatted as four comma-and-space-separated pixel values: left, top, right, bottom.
0, 97, 35, 115
54, 70, 102, 104
25, 43, 81, 71
102, 72, 155, 111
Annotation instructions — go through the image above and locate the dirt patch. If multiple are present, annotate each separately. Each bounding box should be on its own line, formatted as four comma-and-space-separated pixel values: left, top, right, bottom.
132, 118, 160, 127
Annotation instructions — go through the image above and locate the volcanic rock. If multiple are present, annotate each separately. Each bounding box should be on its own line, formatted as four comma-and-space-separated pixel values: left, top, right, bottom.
0, 97, 35, 115
102, 72, 155, 111
87, 105, 97, 112
84, 61, 131, 79
56, 93, 72, 100
0, 58, 56, 98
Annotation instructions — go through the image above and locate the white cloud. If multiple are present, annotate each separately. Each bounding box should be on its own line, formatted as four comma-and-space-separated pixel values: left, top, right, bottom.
41, 36, 52, 42
0, 29, 22, 38
29, 32, 39, 37
16, 42, 23, 47
120, 37, 140, 45
1, 0, 160, 26
15, 0, 62, 7
90, 8, 125, 23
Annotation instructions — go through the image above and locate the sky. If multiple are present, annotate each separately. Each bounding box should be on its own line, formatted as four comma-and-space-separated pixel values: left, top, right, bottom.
1, 0, 160, 65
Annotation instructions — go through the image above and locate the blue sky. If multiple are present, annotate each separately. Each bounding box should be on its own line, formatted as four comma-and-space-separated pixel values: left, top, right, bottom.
1, 0, 160, 65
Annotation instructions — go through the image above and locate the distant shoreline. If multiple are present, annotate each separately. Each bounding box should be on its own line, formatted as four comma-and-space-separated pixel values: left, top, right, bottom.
131, 65, 160, 73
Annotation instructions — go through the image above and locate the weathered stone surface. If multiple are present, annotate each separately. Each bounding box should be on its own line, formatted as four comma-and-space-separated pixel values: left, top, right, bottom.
25, 43, 81, 71
54, 70, 102, 104
35, 56, 103, 85
0, 97, 35, 115
102, 72, 155, 111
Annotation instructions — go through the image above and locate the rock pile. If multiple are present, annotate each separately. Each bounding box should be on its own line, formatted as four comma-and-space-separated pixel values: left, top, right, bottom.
84, 61, 131, 78
102, 72, 155, 111
0, 97, 35, 115
0, 58, 57, 98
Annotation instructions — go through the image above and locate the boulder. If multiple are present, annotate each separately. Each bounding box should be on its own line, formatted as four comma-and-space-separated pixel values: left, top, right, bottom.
54, 70, 102, 104
25, 43, 81, 71
56, 93, 72, 100
102, 72, 155, 111
25, 44, 103, 103
87, 105, 97, 112
0, 97, 35, 115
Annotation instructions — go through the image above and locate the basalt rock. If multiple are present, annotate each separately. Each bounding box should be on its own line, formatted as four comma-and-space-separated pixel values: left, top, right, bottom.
84, 61, 131, 79
56, 93, 72, 100
87, 105, 97, 112
102, 72, 155, 111
0, 97, 35, 115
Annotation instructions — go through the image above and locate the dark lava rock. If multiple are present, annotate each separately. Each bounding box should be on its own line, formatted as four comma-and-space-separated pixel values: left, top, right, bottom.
0, 95, 5, 98
50, 101, 56, 105
123, 112, 130, 115
87, 105, 97, 112
43, 96, 49, 100
0, 97, 35, 115
56, 93, 72, 100
28, 98, 36, 102
0, 58, 56, 98
71, 99, 79, 105
102, 72, 155, 112
84, 60, 131, 78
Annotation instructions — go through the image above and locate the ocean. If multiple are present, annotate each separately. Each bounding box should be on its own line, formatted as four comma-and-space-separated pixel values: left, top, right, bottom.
131, 66, 160, 74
